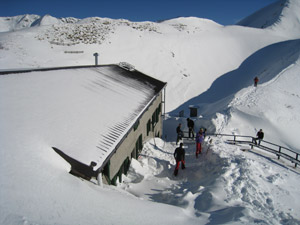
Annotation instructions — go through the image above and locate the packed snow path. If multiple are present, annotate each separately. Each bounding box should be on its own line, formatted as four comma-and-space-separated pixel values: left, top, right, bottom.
121, 138, 224, 216
208, 133, 300, 168
121, 138, 300, 224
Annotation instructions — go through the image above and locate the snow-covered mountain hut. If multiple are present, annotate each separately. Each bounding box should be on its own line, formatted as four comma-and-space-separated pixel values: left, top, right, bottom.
0, 64, 166, 185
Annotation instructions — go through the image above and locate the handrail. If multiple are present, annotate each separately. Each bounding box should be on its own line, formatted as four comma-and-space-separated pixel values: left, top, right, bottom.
208, 133, 300, 154
181, 132, 299, 168
206, 133, 300, 168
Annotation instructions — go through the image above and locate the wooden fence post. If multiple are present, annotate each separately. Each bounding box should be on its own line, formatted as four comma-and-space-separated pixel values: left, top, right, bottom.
251, 137, 254, 149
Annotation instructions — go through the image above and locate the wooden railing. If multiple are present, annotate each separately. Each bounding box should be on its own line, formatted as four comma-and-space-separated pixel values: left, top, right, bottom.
206, 133, 300, 168
179, 132, 299, 168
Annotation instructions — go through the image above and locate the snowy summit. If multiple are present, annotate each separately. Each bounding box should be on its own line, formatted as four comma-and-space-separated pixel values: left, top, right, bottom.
1, 0, 300, 224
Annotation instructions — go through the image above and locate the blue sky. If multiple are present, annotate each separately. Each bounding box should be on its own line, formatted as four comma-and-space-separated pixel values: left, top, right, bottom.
1, 0, 278, 25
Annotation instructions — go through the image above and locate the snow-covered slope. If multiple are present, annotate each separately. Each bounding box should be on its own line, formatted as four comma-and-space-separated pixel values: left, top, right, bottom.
237, 0, 300, 38
173, 39, 300, 109
0, 14, 79, 32
0, 15, 289, 111
167, 30, 300, 151
1, 0, 300, 224
236, 0, 286, 29
223, 53, 300, 150
0, 14, 40, 32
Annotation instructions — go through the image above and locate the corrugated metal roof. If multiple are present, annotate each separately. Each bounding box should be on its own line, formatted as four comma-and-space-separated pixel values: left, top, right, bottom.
0, 65, 166, 171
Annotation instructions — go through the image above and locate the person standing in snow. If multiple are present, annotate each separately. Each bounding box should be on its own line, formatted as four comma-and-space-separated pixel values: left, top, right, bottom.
195, 129, 204, 158
173, 143, 185, 176
255, 129, 264, 145
176, 123, 183, 145
203, 128, 207, 138
187, 118, 195, 139
254, 76, 259, 87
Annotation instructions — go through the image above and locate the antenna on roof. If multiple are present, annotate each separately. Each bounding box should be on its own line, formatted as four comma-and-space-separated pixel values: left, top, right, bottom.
93, 53, 99, 65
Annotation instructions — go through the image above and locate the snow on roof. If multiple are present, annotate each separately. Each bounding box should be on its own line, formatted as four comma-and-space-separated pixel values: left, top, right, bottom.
0, 65, 166, 170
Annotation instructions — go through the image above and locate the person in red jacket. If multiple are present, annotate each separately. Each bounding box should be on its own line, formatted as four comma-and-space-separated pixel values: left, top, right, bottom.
254, 76, 259, 87
195, 129, 204, 158
173, 143, 185, 176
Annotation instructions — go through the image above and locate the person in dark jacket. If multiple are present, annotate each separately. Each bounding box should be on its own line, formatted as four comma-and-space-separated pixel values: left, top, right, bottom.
176, 123, 183, 145
255, 129, 264, 145
187, 118, 195, 138
173, 143, 185, 176
254, 76, 259, 87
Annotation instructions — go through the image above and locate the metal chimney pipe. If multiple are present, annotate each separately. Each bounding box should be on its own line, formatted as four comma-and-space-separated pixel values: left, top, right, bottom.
93, 53, 99, 65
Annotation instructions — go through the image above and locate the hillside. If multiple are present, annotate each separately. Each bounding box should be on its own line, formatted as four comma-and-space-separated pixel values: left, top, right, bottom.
171, 39, 300, 145
1, 0, 300, 224
0, 5, 295, 111
237, 0, 300, 39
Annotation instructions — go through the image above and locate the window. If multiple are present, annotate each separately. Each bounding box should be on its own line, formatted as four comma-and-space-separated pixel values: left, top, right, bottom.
102, 160, 111, 184
147, 119, 151, 136
138, 134, 143, 150
111, 174, 118, 186
131, 148, 136, 159
134, 120, 140, 131
155, 107, 159, 123
152, 112, 156, 130
152, 104, 161, 130
124, 157, 130, 175
135, 140, 139, 158
135, 134, 143, 158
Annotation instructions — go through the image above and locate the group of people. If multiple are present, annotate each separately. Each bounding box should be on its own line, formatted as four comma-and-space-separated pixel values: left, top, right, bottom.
174, 119, 206, 176
174, 118, 265, 176
176, 118, 199, 144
